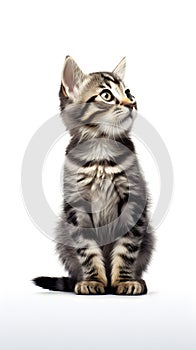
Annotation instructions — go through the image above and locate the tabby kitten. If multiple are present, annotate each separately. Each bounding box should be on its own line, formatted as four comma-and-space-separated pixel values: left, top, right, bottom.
33, 56, 154, 295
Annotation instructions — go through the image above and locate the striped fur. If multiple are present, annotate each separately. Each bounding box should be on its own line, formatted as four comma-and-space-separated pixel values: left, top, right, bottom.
33, 57, 154, 295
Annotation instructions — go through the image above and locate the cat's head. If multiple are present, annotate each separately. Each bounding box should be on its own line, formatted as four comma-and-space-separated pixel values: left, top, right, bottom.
59, 56, 137, 138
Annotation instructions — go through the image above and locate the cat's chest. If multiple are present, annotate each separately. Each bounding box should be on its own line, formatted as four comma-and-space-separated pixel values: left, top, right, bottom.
77, 163, 124, 192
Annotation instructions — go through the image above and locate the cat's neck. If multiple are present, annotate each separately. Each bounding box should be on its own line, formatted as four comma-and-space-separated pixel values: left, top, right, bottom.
70, 126, 131, 143
66, 128, 135, 157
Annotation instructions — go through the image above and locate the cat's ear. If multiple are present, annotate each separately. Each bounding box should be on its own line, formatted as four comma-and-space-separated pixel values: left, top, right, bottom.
61, 56, 85, 98
113, 57, 126, 80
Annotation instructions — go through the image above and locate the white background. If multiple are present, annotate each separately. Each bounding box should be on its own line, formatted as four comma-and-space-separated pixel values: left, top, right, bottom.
0, 1, 196, 349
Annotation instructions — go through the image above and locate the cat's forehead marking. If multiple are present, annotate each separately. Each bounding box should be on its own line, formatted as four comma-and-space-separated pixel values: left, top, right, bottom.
89, 72, 124, 87
88, 72, 125, 97
100, 73, 120, 86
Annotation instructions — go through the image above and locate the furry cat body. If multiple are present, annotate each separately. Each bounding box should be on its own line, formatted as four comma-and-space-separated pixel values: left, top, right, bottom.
33, 57, 154, 295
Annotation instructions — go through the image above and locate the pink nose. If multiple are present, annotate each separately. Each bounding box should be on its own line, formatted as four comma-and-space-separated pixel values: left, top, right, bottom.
120, 97, 136, 108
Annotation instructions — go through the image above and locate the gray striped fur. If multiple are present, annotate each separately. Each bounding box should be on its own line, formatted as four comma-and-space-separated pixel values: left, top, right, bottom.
33, 57, 154, 295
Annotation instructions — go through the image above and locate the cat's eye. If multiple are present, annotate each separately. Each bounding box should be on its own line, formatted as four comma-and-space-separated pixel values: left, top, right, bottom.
100, 89, 114, 102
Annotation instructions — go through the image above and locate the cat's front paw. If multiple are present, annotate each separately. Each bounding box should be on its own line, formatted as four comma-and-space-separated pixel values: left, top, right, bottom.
74, 281, 106, 295
113, 279, 147, 295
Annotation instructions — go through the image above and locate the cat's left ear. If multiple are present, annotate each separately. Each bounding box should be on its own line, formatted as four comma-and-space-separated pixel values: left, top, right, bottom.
113, 57, 126, 80
61, 56, 86, 98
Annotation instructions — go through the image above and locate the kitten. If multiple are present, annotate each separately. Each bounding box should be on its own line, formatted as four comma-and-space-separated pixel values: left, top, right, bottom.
33, 56, 154, 295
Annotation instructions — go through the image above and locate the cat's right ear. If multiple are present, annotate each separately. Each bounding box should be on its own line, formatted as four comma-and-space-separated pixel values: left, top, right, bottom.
113, 57, 126, 81
61, 56, 85, 98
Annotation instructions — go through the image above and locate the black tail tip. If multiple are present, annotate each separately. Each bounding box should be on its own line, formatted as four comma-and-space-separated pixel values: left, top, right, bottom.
32, 276, 54, 289
32, 276, 76, 292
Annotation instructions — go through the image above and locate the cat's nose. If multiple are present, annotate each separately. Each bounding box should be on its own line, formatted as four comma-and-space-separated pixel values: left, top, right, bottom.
120, 97, 133, 108
120, 97, 136, 109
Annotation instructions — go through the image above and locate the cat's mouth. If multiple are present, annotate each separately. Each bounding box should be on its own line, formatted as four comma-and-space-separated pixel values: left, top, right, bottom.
115, 102, 137, 119
114, 106, 135, 119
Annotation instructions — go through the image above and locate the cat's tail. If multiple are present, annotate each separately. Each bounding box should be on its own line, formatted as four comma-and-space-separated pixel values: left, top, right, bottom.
32, 276, 76, 292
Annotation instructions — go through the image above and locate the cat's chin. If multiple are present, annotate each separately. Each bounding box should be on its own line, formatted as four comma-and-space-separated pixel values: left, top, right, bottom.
116, 112, 135, 131
131, 107, 137, 120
